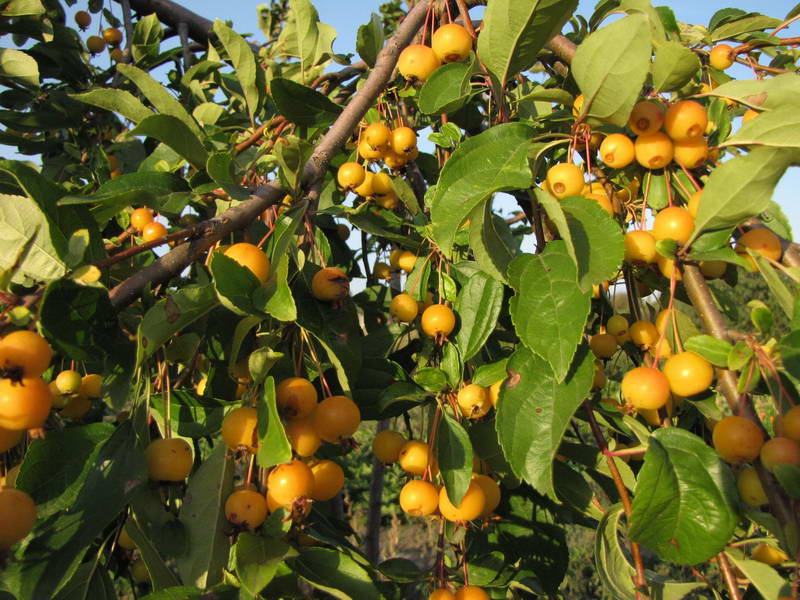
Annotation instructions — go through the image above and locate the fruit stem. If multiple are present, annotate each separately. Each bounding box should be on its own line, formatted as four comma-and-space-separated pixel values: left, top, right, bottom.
716, 552, 743, 600
584, 403, 649, 598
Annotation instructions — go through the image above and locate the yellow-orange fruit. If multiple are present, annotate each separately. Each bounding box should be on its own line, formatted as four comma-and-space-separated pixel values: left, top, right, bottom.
546, 163, 584, 199
457, 384, 491, 419
225, 489, 268, 528
0, 330, 52, 378
629, 101, 664, 135
421, 305, 456, 338
673, 138, 708, 169
662, 351, 714, 397
599, 134, 635, 169
398, 440, 430, 476
737, 466, 768, 507
624, 230, 657, 264
145, 438, 193, 481
0, 487, 36, 548
312, 395, 361, 443
709, 44, 734, 71
634, 132, 674, 169
664, 100, 708, 142
712, 416, 764, 463
0, 377, 52, 430
472, 474, 501, 516
221, 406, 258, 453
310, 459, 345, 501
399, 479, 439, 517
267, 460, 314, 506
142, 221, 167, 243
224, 243, 270, 284
760, 437, 800, 472
276, 377, 318, 419
398, 44, 441, 82
285, 416, 322, 457
130, 207, 154, 231
372, 429, 407, 463
431, 24, 473, 63
439, 481, 486, 522
621, 367, 670, 410
390, 293, 419, 323
311, 267, 349, 301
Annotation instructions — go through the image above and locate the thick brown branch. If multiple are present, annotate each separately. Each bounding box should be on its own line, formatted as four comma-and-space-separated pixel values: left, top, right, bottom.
113, 0, 217, 48
109, 0, 434, 309
547, 34, 577, 64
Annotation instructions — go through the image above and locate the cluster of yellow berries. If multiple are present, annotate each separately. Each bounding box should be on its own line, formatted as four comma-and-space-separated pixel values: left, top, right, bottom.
397, 23, 474, 83
131, 207, 168, 244
218, 378, 359, 529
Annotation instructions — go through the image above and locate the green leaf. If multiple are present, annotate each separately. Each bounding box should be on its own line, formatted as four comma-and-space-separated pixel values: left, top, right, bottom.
130, 114, 209, 169
652, 40, 701, 92
7, 421, 146, 600
430, 123, 533, 254
125, 513, 181, 591
131, 13, 163, 63
684, 335, 733, 368
722, 105, 800, 150
0, 194, 67, 285
213, 19, 262, 123
256, 254, 297, 321
561, 197, 624, 292
476, 0, 578, 86
257, 377, 292, 469
629, 428, 739, 565
417, 60, 475, 115
39, 279, 118, 361
725, 549, 791, 598
287, 547, 381, 600
52, 562, 116, 600
70, 89, 153, 124
535, 187, 576, 261
773, 463, 800, 499
750, 252, 796, 320
508, 241, 590, 381
234, 533, 290, 596
15, 423, 115, 518
572, 13, 652, 126
278, 0, 323, 76
0, 48, 38, 86
116, 64, 204, 139
176, 443, 234, 589
495, 346, 593, 499
2, 0, 45, 17
150, 391, 224, 439
595, 505, 638, 600
468, 199, 515, 283
689, 147, 796, 245
136, 284, 218, 366
711, 14, 781, 41
355, 13, 383, 68
706, 73, 800, 110
436, 411, 474, 506
454, 271, 503, 361
270, 77, 342, 127
58, 171, 190, 224
210, 252, 261, 315
391, 176, 420, 216
780, 330, 800, 381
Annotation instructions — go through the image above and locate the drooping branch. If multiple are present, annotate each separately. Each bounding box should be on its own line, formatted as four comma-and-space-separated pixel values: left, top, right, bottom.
108, 0, 435, 309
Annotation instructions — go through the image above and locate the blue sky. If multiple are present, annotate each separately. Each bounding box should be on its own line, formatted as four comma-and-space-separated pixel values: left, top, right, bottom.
53, 1, 800, 235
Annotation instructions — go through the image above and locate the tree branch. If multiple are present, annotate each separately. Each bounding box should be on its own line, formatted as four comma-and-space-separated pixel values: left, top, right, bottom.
113, 0, 217, 48
108, 0, 434, 309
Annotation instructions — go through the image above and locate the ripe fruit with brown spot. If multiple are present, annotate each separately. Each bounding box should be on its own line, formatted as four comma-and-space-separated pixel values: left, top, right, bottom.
653, 207, 694, 245
712, 416, 764, 463
0, 487, 36, 548
372, 429, 406, 463
737, 466, 768, 507
55, 370, 82, 395
312, 395, 361, 443
736, 228, 782, 269
629, 101, 664, 135
131, 207, 154, 231
400, 479, 439, 517
397, 250, 417, 273
86, 35, 106, 54
74, 10, 91, 29
221, 406, 258, 453
781, 405, 800, 442
390, 293, 419, 323
455, 586, 490, 600
0, 330, 53, 378
590, 333, 618, 359
599, 133, 635, 169
310, 459, 344, 501
421, 304, 456, 338
0, 377, 52, 430
398, 440, 431, 476
634, 132, 674, 169
391, 126, 417, 156
285, 416, 321, 457
621, 366, 670, 410
225, 488, 268, 528
439, 480, 486, 522
398, 44, 441, 82
311, 267, 350, 301
358, 140, 384, 161
457, 384, 491, 419
624, 230, 657, 264
103, 27, 123, 47
546, 163, 584, 199
276, 377, 318, 419
752, 543, 789, 566
673, 138, 708, 169
267, 460, 314, 505
663, 351, 713, 397
142, 221, 167, 243
431, 23, 472, 63
472, 474, 501, 516
224, 243, 270, 284
145, 438, 193, 481
337, 162, 366, 190
760, 437, 800, 472
709, 44, 734, 70
664, 100, 708, 142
